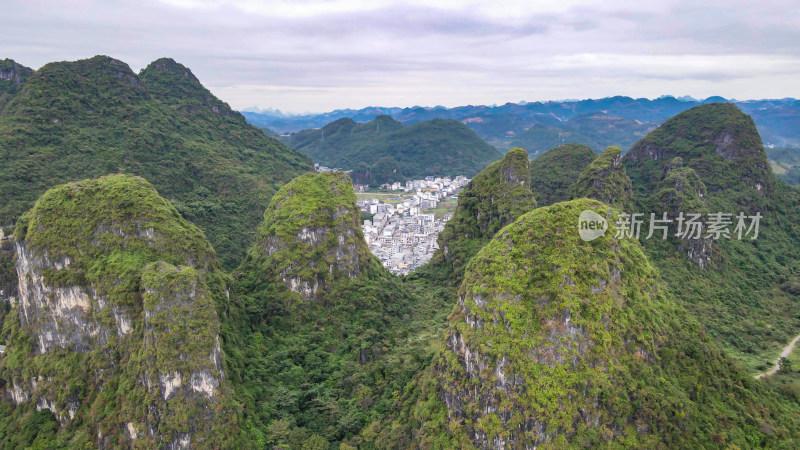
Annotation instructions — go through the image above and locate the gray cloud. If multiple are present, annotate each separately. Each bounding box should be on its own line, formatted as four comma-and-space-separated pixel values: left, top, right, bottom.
1, 0, 798, 112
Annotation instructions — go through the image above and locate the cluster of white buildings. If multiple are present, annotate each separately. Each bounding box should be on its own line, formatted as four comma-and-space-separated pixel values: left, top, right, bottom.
314, 163, 346, 173
358, 176, 470, 275
355, 175, 469, 196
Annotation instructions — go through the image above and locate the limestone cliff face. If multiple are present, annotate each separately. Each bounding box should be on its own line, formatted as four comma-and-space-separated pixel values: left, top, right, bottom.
241, 171, 377, 301
0, 175, 237, 448
134, 262, 231, 448
0, 227, 17, 306
0, 60, 31, 85
15, 241, 115, 353
436, 199, 649, 447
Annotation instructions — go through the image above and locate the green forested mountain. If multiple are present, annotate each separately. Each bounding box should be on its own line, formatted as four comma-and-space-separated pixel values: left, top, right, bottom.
569, 146, 634, 211
529, 143, 596, 206
369, 199, 799, 447
245, 96, 800, 152
508, 123, 601, 155
283, 115, 502, 185
1, 64, 799, 449
226, 171, 450, 447
622, 103, 800, 373
524, 104, 800, 372
500, 112, 656, 154
0, 55, 313, 268
625, 103, 773, 199
362, 103, 800, 447
1, 175, 239, 448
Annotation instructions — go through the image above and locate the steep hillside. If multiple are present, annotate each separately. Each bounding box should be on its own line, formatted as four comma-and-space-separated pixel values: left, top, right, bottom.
422, 148, 537, 285
0, 55, 313, 269
368, 199, 800, 448
622, 103, 800, 374
646, 158, 712, 267
569, 146, 634, 211
624, 103, 773, 204
284, 116, 502, 185
0, 175, 238, 448
0, 59, 33, 112
237, 171, 380, 301
226, 171, 451, 447
529, 143, 596, 206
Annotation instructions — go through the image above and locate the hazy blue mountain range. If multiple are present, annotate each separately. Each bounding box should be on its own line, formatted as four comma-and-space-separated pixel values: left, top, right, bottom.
244, 96, 800, 154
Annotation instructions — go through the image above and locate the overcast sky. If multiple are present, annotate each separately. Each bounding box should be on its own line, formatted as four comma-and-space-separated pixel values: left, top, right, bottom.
4, 0, 799, 113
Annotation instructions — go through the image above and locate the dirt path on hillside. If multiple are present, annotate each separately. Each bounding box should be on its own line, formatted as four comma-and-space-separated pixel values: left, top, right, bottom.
754, 333, 800, 379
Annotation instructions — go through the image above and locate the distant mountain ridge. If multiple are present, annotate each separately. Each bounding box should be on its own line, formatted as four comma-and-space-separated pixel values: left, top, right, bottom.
245, 95, 800, 153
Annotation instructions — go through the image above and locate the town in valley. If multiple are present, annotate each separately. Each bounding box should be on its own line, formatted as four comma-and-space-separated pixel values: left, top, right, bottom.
355, 175, 469, 274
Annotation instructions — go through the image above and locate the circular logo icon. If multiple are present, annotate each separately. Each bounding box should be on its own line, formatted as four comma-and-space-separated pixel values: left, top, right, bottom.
578, 210, 608, 242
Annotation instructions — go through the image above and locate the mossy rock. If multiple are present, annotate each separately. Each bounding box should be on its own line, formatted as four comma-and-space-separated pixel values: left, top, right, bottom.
238, 170, 380, 302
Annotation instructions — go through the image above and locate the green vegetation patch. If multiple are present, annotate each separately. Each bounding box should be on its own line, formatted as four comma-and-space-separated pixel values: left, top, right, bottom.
569, 146, 634, 211
226, 171, 453, 446
369, 199, 800, 448
529, 143, 596, 206
624, 103, 773, 207
1, 174, 239, 447
421, 148, 537, 285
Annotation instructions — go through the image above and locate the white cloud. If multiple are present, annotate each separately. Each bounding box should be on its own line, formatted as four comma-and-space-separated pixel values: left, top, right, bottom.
3, 0, 798, 112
